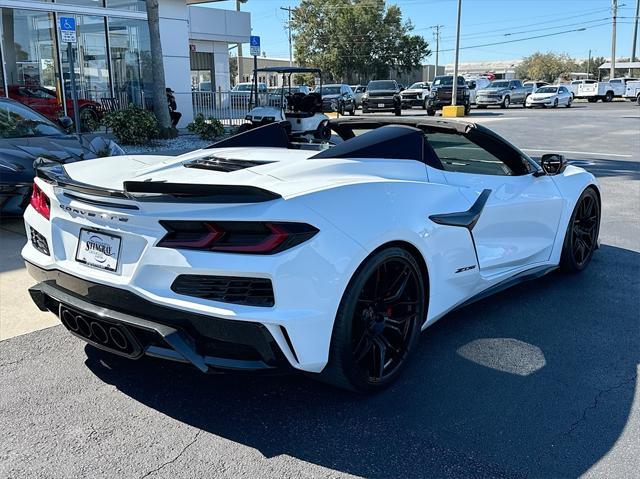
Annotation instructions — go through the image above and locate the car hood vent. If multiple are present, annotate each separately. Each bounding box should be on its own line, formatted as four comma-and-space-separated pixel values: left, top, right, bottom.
184, 156, 275, 172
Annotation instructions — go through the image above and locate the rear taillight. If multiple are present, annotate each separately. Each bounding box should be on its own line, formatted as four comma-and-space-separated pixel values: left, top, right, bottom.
30, 183, 50, 220
158, 221, 318, 255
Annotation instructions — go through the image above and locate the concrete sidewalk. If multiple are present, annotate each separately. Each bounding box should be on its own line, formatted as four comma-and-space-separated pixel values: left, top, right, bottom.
0, 220, 57, 340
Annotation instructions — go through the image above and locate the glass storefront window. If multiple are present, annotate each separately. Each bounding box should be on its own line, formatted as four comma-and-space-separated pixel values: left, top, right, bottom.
59, 15, 111, 104
107, 0, 146, 12
1, 8, 64, 119
54, 1, 105, 7
108, 17, 151, 106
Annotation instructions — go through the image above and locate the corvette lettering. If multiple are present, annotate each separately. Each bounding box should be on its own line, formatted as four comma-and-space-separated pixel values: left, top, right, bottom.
60, 204, 129, 223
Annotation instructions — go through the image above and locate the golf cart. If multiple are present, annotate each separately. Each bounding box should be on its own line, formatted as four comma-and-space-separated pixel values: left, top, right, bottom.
239, 67, 331, 142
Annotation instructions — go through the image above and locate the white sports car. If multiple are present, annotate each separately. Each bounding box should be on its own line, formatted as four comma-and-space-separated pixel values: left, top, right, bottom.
22, 118, 601, 392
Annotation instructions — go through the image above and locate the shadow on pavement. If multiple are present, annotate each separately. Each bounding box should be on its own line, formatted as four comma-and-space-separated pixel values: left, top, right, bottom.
85, 244, 639, 478
465, 111, 505, 117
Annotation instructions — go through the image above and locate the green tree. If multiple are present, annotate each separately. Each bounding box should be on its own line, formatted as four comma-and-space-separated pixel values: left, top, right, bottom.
575, 55, 607, 79
229, 56, 238, 87
292, 0, 430, 83
515, 52, 578, 83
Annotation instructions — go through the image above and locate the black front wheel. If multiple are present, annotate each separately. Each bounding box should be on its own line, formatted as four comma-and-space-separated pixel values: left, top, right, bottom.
426, 109, 436, 116
394, 107, 402, 116
319, 247, 426, 392
560, 188, 600, 273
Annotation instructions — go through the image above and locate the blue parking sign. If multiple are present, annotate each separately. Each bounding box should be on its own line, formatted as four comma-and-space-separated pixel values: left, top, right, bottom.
250, 35, 260, 56
59, 16, 77, 43
59, 17, 75, 31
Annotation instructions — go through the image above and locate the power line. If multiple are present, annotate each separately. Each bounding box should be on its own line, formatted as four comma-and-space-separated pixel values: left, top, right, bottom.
437, 23, 611, 52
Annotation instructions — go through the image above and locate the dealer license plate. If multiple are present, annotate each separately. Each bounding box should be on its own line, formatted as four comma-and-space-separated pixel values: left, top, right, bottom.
75, 228, 121, 272
378, 103, 385, 108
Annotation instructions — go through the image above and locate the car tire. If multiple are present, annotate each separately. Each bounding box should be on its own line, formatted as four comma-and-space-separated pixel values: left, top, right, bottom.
426, 109, 436, 116
464, 102, 471, 115
553, 98, 558, 108
318, 247, 426, 392
394, 106, 402, 116
559, 187, 600, 274
422, 100, 428, 110
587, 97, 597, 103
604, 91, 614, 102
348, 106, 356, 116
501, 96, 510, 109
338, 102, 344, 115
637, 94, 640, 106
566, 98, 572, 108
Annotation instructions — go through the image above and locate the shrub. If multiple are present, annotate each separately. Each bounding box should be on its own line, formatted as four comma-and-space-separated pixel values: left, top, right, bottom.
187, 114, 225, 141
104, 104, 159, 145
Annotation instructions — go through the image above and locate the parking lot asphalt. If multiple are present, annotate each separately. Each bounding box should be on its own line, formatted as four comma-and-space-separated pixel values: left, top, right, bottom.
1, 101, 638, 478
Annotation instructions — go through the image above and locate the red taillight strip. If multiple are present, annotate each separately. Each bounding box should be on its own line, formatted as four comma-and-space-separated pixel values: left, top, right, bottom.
30, 183, 50, 220
212, 223, 289, 253
157, 223, 223, 249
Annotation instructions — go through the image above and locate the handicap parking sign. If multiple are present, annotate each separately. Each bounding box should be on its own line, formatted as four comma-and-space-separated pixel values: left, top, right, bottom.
250, 35, 260, 56
59, 16, 77, 43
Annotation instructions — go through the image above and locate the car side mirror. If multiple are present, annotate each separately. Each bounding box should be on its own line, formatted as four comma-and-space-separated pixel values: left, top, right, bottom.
538, 154, 567, 176
400, 87, 405, 92
57, 116, 74, 130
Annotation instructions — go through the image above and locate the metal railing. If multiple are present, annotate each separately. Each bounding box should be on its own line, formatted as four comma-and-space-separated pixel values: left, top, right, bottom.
192, 90, 281, 125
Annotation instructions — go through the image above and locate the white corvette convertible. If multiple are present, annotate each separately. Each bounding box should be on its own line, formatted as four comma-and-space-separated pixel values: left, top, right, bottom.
22, 118, 600, 392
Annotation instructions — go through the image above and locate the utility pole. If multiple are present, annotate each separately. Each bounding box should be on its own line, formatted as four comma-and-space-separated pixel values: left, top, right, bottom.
451, 0, 462, 107
587, 49, 591, 78
611, 0, 617, 80
631, 0, 639, 64
431, 25, 443, 80
281, 6, 294, 68
237, 0, 247, 83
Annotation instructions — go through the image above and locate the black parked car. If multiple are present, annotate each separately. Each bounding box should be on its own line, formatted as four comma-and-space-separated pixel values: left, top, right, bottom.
425, 75, 470, 116
315, 84, 356, 115
362, 80, 402, 116
0, 98, 123, 217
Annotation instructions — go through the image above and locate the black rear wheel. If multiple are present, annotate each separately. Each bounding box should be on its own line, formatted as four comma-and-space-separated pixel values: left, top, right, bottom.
560, 188, 600, 273
320, 247, 426, 392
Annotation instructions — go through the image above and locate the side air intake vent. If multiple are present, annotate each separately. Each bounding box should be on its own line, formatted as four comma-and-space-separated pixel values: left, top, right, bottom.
184, 157, 274, 172
171, 275, 275, 307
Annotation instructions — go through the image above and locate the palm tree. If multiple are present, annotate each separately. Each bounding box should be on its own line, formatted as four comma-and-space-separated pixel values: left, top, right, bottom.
145, 0, 172, 134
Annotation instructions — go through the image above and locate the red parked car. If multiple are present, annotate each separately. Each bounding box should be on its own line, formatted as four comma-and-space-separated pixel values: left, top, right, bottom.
7, 85, 102, 130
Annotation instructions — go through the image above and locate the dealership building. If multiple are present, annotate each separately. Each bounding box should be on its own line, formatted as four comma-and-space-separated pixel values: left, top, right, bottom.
0, 0, 250, 126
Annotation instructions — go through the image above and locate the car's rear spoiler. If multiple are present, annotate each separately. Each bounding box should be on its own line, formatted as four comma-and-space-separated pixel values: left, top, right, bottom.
35, 162, 282, 205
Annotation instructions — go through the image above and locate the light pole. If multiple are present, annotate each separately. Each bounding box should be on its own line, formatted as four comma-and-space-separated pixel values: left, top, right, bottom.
451, 0, 462, 106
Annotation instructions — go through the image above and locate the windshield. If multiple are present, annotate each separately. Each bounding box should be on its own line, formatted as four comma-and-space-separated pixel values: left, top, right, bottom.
409, 82, 426, 89
316, 86, 341, 95
432, 76, 464, 86
488, 81, 510, 88
0, 101, 62, 138
536, 86, 558, 94
368, 80, 396, 90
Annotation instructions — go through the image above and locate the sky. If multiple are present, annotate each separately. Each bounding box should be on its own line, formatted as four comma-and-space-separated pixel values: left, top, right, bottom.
207, 0, 638, 65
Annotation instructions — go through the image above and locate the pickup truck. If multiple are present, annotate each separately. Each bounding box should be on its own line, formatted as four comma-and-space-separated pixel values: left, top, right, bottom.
609, 77, 638, 98
476, 79, 527, 108
574, 81, 615, 102
425, 75, 470, 116
623, 80, 640, 105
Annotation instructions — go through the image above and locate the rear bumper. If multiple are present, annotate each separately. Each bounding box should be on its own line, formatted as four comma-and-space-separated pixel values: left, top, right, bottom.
27, 262, 288, 372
